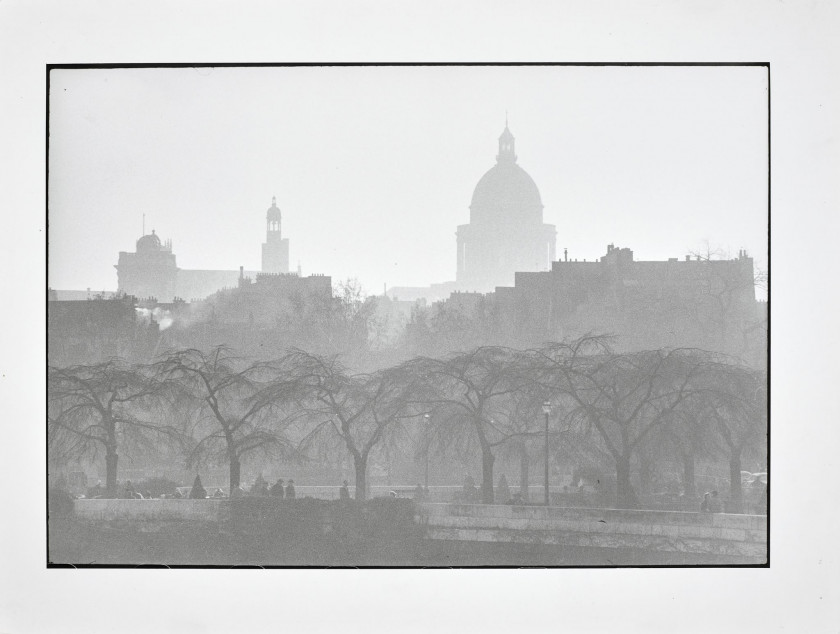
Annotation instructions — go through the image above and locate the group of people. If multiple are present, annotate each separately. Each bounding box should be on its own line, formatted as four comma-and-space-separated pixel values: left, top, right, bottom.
268, 478, 296, 499
112, 474, 303, 500
104, 475, 755, 513
230, 474, 297, 499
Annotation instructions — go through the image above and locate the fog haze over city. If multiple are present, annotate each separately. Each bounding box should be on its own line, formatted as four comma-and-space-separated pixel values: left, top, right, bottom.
49, 65, 767, 296
46, 64, 770, 573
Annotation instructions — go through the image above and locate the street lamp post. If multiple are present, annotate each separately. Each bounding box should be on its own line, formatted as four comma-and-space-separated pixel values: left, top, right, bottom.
542, 401, 552, 506
423, 413, 431, 495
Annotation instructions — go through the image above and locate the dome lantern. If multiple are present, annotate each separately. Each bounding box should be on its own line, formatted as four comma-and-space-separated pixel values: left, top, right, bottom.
496, 118, 517, 164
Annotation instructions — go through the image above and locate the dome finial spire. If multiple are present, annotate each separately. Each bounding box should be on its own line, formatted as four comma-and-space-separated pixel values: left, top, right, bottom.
272, 195, 276, 207
505, 110, 508, 128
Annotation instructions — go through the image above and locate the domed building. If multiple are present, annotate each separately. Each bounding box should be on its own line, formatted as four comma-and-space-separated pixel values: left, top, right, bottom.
456, 123, 556, 291
114, 229, 178, 301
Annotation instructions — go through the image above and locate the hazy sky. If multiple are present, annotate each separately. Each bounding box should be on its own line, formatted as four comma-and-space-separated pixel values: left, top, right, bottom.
48, 65, 768, 296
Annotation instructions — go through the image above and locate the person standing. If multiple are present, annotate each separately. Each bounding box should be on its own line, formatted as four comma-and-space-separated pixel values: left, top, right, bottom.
496, 474, 511, 504
253, 473, 269, 496
463, 474, 478, 503
271, 479, 286, 498
189, 475, 207, 499
285, 479, 296, 499
339, 480, 350, 500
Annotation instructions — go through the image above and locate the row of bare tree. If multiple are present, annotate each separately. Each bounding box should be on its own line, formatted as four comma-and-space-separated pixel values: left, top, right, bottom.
48, 337, 766, 509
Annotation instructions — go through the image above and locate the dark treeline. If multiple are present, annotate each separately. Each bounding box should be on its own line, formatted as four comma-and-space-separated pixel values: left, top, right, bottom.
48, 336, 766, 510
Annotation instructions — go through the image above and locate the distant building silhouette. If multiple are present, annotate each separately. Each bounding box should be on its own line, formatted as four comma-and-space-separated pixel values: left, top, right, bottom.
114, 197, 292, 302
114, 230, 178, 301
433, 244, 766, 365
47, 295, 160, 365
456, 122, 557, 291
261, 196, 290, 274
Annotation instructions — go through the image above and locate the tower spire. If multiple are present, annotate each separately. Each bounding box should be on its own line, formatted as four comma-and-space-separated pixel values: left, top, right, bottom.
497, 117, 517, 163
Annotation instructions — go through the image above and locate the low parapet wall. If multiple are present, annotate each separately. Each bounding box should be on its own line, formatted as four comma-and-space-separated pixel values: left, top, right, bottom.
73, 498, 227, 523
417, 503, 767, 561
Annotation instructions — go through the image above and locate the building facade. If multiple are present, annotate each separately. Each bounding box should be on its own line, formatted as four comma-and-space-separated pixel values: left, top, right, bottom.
490, 244, 765, 363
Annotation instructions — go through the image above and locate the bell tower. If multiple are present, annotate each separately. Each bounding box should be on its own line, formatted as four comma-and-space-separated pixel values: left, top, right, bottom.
261, 196, 290, 273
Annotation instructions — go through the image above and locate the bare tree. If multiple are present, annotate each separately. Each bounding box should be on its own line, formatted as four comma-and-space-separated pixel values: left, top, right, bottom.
684, 244, 767, 363
539, 338, 711, 509
403, 295, 509, 358
400, 346, 532, 504
702, 364, 767, 511
282, 349, 412, 500
48, 358, 178, 497
154, 347, 297, 492
660, 407, 720, 499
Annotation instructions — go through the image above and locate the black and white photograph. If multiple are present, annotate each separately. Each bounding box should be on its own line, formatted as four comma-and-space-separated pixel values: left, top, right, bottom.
46, 63, 769, 568
3, 1, 840, 632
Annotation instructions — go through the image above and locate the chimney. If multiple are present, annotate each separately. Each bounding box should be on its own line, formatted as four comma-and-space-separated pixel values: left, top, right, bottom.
564, 248, 568, 262
239, 266, 244, 281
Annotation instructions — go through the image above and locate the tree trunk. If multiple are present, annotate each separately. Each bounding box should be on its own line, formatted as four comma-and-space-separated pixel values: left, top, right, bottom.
480, 447, 495, 504
729, 450, 743, 513
682, 452, 696, 498
615, 455, 638, 509
519, 446, 530, 501
638, 454, 652, 495
105, 451, 118, 498
229, 457, 241, 492
354, 456, 367, 501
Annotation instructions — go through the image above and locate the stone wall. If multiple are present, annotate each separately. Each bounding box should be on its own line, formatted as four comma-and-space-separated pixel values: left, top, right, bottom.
68, 499, 767, 564
73, 498, 227, 523
59, 498, 423, 565
417, 503, 767, 562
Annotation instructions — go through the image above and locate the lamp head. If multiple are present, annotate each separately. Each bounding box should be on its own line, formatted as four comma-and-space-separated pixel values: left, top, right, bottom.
542, 401, 552, 415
